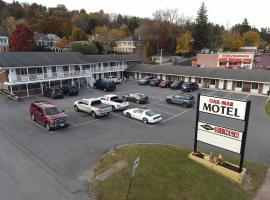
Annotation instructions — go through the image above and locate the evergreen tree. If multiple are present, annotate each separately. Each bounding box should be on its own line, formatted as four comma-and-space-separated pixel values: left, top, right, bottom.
193, 2, 209, 51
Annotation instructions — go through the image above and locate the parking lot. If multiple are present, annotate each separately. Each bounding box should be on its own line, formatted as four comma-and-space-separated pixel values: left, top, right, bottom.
0, 80, 269, 200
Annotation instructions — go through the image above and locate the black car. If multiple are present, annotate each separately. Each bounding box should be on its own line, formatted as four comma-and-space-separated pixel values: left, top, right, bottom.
138, 76, 154, 85
150, 79, 162, 87
62, 85, 79, 96
122, 93, 149, 104
44, 87, 64, 99
170, 80, 184, 90
181, 82, 199, 92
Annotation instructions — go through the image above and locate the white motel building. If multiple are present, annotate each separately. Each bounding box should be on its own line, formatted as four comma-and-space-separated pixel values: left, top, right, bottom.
0, 52, 143, 97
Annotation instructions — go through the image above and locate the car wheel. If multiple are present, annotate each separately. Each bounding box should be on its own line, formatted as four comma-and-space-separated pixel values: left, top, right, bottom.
91, 111, 97, 118
31, 113, 35, 121
166, 99, 172, 104
126, 112, 131, 118
74, 105, 79, 112
182, 103, 188, 108
45, 122, 51, 131
143, 118, 148, 124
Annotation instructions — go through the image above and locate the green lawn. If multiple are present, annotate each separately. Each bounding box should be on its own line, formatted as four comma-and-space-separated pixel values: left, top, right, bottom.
265, 100, 270, 118
92, 144, 268, 200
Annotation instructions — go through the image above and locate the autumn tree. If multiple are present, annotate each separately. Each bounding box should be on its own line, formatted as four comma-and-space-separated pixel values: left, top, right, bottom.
243, 31, 261, 46
0, 16, 26, 35
221, 30, 244, 51
71, 27, 88, 41
71, 42, 98, 54
176, 31, 192, 56
9, 24, 35, 51
193, 2, 209, 51
56, 37, 70, 48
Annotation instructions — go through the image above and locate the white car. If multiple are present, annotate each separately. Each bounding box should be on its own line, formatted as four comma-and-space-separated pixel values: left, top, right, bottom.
123, 108, 162, 124
107, 76, 122, 84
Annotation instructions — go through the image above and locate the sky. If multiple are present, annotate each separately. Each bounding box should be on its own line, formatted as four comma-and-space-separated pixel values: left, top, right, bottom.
4, 0, 270, 29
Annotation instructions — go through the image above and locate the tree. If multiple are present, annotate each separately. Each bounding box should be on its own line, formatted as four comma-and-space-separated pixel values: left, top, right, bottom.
221, 30, 244, 51
231, 36, 245, 51
193, 2, 209, 51
243, 31, 261, 46
56, 37, 70, 48
71, 42, 98, 54
71, 12, 90, 33
176, 31, 192, 56
9, 24, 35, 51
232, 18, 251, 35
71, 27, 88, 41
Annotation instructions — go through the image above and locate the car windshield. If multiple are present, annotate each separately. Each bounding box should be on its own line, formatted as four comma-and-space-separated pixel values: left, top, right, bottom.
172, 81, 180, 85
145, 110, 158, 117
110, 96, 118, 100
135, 93, 145, 97
45, 107, 62, 115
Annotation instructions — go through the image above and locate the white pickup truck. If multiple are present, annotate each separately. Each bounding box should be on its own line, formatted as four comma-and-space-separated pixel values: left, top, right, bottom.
73, 98, 113, 118
99, 94, 129, 111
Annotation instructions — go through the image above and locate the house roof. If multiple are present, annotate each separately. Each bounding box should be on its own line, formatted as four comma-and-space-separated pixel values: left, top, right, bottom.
126, 64, 270, 83
0, 52, 144, 68
0, 32, 8, 37
118, 36, 139, 42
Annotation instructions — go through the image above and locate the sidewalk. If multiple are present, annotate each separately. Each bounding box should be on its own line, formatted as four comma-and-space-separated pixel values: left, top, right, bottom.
254, 168, 270, 200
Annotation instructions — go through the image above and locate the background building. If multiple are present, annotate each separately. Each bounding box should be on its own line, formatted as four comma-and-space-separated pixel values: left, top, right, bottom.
0, 33, 9, 52
34, 33, 61, 51
113, 36, 143, 54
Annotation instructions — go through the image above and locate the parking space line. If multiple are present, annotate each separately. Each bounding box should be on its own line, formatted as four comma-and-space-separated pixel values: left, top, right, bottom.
68, 121, 79, 127
152, 102, 185, 111
74, 119, 99, 127
112, 113, 153, 128
142, 106, 176, 116
223, 92, 232, 98
161, 108, 192, 123
265, 96, 270, 105
25, 117, 54, 134
242, 94, 250, 101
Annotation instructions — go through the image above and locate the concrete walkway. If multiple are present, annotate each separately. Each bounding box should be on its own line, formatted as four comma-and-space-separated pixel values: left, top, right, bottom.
254, 168, 270, 200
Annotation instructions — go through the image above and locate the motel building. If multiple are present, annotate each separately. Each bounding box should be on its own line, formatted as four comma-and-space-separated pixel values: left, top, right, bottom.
0, 52, 143, 97
125, 64, 270, 95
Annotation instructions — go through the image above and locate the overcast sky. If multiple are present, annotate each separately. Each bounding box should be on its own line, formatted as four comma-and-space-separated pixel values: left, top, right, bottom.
5, 0, 270, 29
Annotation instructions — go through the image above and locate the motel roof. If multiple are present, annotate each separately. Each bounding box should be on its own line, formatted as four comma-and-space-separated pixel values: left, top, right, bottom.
126, 64, 270, 83
0, 52, 143, 68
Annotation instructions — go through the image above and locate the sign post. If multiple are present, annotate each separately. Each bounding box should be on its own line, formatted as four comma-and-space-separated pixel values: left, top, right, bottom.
126, 157, 140, 200
194, 93, 201, 152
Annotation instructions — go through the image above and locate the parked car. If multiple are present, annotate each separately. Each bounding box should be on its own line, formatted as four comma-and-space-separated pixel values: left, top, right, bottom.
94, 79, 116, 92
159, 80, 172, 88
123, 108, 162, 124
107, 76, 122, 84
150, 79, 162, 87
44, 87, 64, 99
122, 93, 149, 104
170, 80, 184, 90
181, 82, 199, 92
62, 85, 79, 96
29, 101, 68, 131
99, 94, 129, 111
138, 76, 154, 85
166, 93, 195, 108
73, 98, 113, 118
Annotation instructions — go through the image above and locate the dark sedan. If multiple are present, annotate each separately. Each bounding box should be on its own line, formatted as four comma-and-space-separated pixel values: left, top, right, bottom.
150, 79, 162, 87
122, 93, 149, 104
138, 76, 154, 85
159, 80, 172, 88
181, 82, 199, 92
44, 87, 64, 99
170, 80, 184, 90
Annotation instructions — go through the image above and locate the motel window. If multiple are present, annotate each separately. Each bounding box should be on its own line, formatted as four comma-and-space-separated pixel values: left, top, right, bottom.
236, 81, 242, 88
37, 68, 43, 74
210, 79, 216, 85
251, 83, 258, 90
21, 68, 27, 75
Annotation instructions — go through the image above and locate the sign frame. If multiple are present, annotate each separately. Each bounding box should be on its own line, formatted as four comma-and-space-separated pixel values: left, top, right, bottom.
194, 93, 251, 172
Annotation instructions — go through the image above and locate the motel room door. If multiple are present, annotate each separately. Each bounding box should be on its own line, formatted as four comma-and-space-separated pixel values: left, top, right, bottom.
218, 80, 224, 90
226, 80, 233, 90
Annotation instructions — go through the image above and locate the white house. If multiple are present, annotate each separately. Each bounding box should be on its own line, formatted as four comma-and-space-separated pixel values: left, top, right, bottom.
0, 33, 9, 52
113, 36, 143, 54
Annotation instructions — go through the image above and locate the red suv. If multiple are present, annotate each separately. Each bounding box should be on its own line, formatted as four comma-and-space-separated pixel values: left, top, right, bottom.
29, 101, 68, 131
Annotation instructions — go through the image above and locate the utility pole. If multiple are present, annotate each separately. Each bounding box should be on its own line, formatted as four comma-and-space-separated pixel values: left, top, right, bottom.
160, 49, 163, 64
